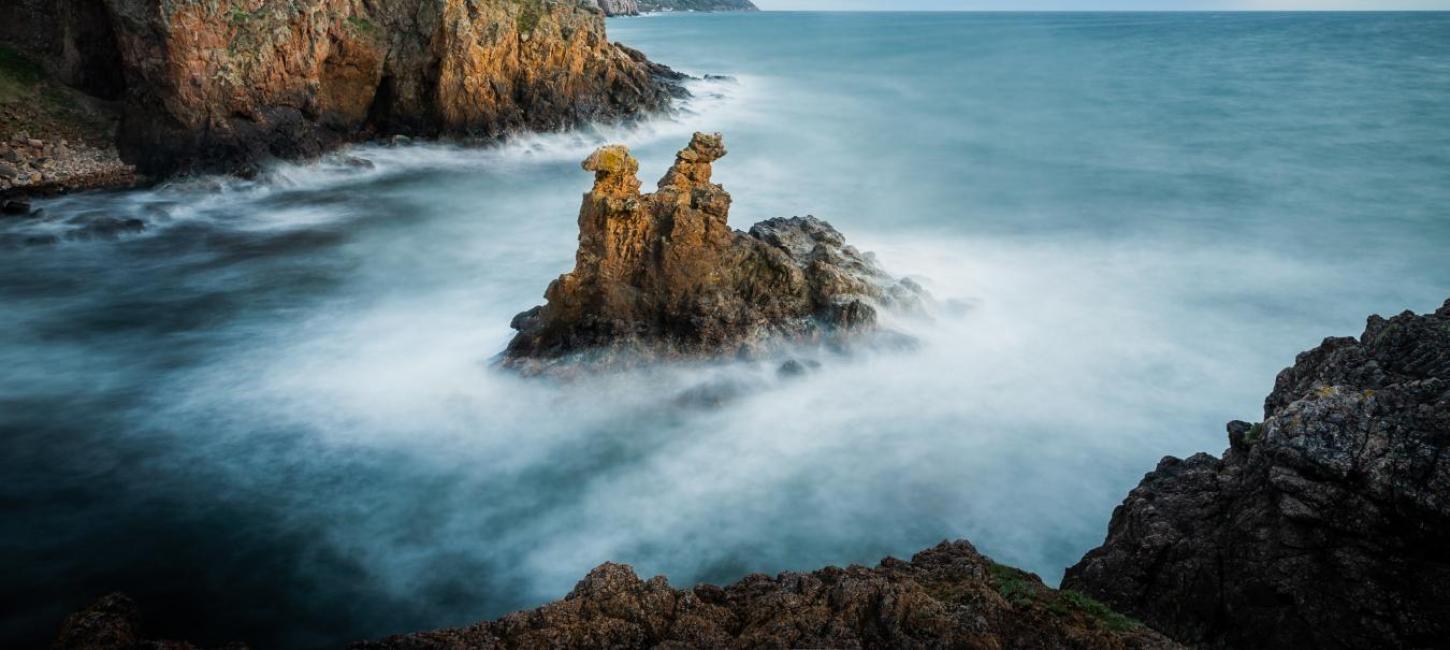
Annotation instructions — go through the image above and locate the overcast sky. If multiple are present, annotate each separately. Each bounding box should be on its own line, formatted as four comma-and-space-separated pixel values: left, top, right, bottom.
755, 1, 1450, 9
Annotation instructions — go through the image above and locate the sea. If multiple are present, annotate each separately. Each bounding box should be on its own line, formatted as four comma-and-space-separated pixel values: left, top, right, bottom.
2, 11, 1447, 648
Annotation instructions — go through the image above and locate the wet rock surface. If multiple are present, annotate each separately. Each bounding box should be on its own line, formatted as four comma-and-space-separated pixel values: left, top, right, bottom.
1064, 299, 1450, 649
355, 540, 1177, 650
502, 132, 928, 375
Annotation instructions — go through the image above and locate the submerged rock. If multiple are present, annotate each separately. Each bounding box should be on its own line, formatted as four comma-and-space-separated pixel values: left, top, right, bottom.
356, 540, 1178, 649
1064, 298, 1450, 649
502, 132, 927, 375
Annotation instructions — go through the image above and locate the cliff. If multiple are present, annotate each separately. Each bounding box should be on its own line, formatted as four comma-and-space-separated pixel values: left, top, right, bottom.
1064, 299, 1450, 648
0, 0, 683, 177
638, 0, 760, 11
502, 132, 928, 375
592, 0, 642, 16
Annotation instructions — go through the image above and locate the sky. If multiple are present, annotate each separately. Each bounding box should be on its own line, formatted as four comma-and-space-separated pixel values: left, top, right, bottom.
756, 1, 1450, 9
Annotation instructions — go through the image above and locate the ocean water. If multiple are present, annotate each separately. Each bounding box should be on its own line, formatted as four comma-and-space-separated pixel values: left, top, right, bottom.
3, 11, 1449, 648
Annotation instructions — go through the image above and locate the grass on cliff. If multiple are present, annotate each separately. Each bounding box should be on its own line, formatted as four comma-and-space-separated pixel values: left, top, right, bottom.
987, 562, 1143, 634
0, 46, 44, 103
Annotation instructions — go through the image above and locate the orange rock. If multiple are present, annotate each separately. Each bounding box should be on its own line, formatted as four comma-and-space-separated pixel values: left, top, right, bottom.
504, 132, 929, 375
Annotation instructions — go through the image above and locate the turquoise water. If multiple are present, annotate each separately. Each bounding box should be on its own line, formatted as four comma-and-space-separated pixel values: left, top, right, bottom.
2, 12, 1448, 648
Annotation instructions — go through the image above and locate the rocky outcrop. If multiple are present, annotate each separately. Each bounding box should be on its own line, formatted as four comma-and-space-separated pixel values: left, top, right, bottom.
357, 540, 1177, 649
591, 0, 642, 16
638, 0, 761, 12
502, 132, 927, 375
1, 0, 683, 177
53, 593, 247, 650
1064, 299, 1450, 649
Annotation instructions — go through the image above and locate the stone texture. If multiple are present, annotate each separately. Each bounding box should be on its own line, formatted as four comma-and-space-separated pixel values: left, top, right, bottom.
355, 540, 1178, 650
591, 0, 642, 16
1, 0, 683, 177
502, 132, 928, 375
1064, 299, 1450, 649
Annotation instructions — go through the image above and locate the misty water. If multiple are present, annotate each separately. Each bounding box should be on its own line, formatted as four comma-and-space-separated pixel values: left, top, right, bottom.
3, 11, 1449, 648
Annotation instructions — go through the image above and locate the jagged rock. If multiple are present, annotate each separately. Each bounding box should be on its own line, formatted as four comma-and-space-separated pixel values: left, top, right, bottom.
1064, 299, 1450, 649
2, 0, 683, 176
356, 540, 1178, 649
502, 133, 927, 375
53, 592, 246, 650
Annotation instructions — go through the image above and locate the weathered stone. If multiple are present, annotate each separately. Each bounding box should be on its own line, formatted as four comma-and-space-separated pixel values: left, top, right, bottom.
1065, 298, 1450, 649
502, 132, 928, 375
2, 0, 685, 176
355, 540, 1178, 650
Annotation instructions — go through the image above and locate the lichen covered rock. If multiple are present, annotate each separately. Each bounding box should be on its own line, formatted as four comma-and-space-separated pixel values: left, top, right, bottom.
1064, 298, 1450, 649
503, 132, 927, 375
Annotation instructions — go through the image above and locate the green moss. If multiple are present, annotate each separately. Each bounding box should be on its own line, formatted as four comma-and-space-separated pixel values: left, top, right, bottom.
986, 560, 1143, 634
347, 15, 377, 34
0, 46, 44, 102
228, 6, 255, 24
516, 0, 543, 33
1060, 590, 1142, 633
988, 562, 1037, 607
1246, 422, 1264, 445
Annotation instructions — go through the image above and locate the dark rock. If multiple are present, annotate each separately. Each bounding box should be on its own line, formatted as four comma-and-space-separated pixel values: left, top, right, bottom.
355, 540, 1179, 649
1064, 299, 1450, 649
66, 216, 145, 240
502, 133, 928, 375
53, 592, 247, 650
2, 196, 32, 215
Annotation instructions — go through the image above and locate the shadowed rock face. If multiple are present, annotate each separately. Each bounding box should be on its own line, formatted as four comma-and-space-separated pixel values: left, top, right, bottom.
1, 0, 682, 177
1064, 299, 1450, 649
355, 540, 1179, 650
502, 132, 928, 375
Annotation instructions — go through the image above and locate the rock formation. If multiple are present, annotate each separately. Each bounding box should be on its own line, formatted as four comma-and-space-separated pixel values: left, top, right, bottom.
356, 540, 1177, 649
1064, 299, 1450, 649
53, 593, 247, 650
638, 0, 761, 12
0, 0, 683, 177
592, 0, 643, 16
502, 132, 927, 375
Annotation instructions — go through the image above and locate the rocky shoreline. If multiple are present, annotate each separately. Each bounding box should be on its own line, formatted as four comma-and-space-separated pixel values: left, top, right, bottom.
0, 0, 684, 197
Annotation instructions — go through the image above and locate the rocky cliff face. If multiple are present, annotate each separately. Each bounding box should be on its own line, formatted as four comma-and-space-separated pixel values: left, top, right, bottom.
1064, 299, 1450, 649
637, 0, 760, 11
354, 540, 1176, 650
591, 0, 642, 16
502, 132, 927, 375
1, 0, 682, 177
